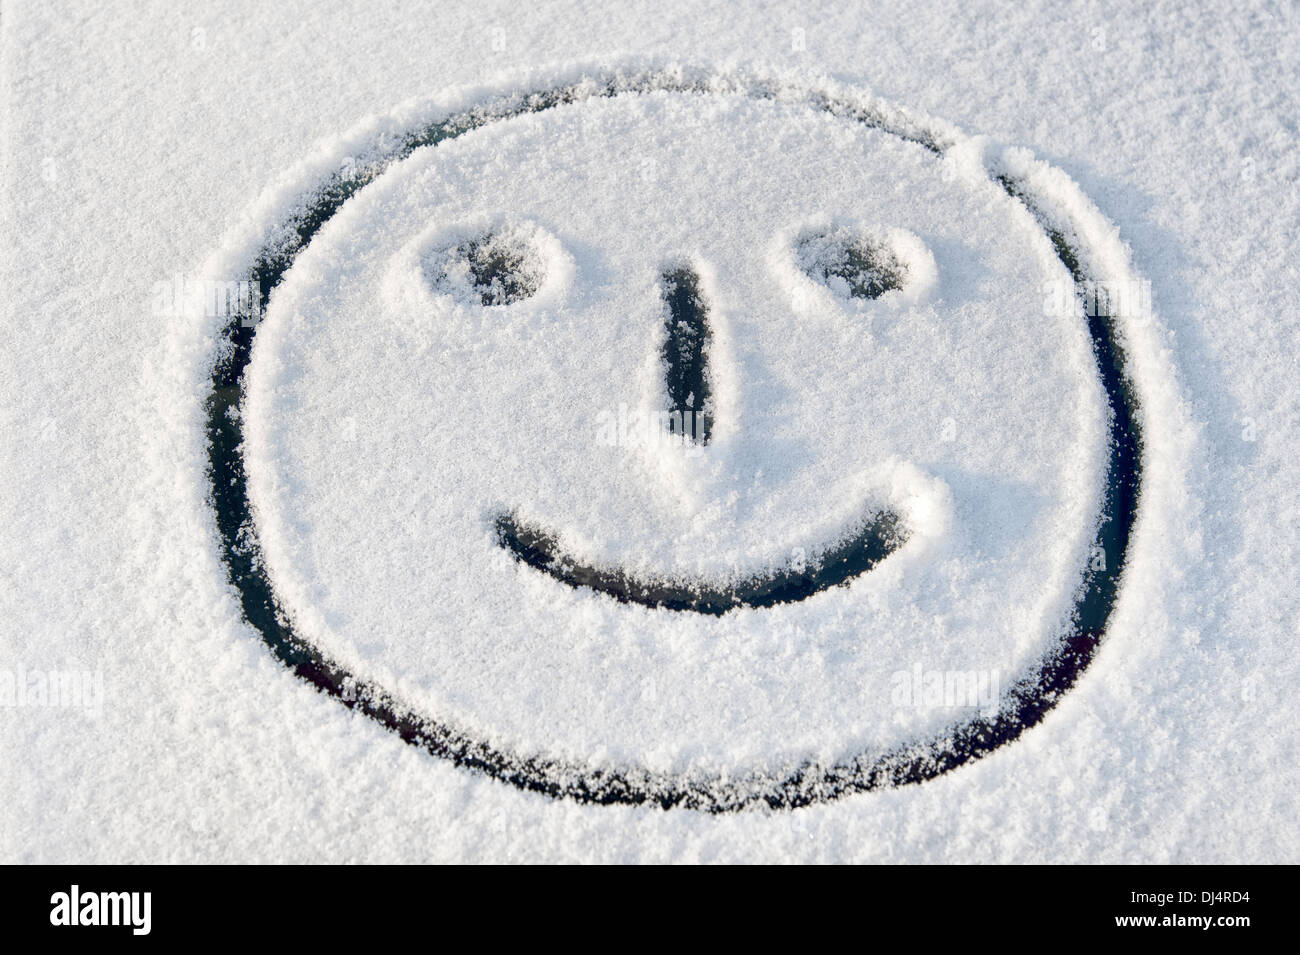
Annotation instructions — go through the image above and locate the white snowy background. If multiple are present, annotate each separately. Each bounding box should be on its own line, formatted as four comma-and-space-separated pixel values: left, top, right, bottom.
1, 0, 1297, 862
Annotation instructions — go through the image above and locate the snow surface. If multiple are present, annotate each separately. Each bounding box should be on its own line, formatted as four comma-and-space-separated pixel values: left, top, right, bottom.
1, 0, 1297, 862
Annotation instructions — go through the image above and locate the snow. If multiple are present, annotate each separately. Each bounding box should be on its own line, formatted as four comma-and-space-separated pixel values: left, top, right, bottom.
1, 0, 1297, 862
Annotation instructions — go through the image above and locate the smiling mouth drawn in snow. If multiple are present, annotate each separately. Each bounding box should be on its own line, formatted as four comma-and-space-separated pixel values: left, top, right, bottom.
201, 64, 1146, 811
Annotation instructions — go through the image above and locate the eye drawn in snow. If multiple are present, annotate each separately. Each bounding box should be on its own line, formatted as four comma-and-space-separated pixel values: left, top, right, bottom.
201, 64, 1147, 811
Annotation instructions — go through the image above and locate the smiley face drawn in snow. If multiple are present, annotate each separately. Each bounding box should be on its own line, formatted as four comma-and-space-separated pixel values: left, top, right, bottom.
203, 65, 1143, 811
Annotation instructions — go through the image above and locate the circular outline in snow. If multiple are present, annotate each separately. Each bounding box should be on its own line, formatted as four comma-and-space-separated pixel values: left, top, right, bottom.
203, 64, 1144, 812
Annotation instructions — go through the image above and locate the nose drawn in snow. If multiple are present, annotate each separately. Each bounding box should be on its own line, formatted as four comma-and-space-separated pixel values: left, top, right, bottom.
659, 265, 713, 445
